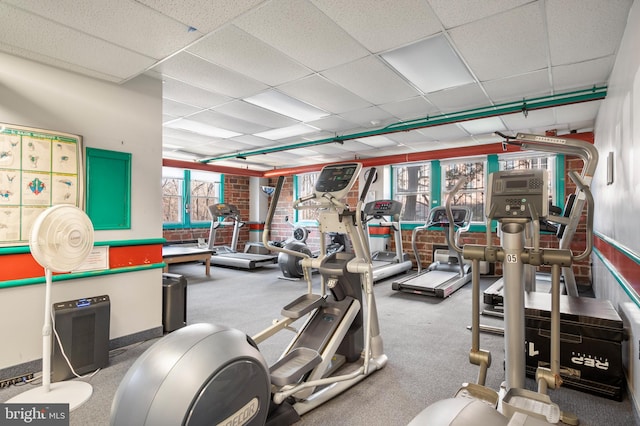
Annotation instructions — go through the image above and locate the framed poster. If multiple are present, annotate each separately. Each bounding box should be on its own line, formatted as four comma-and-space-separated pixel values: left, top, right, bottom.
0, 123, 82, 246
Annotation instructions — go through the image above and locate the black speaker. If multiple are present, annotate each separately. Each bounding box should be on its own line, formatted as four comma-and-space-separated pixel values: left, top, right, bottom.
52, 295, 110, 382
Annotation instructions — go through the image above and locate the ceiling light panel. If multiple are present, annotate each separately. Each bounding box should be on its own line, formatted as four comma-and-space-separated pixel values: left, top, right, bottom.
381, 34, 474, 94
164, 119, 241, 138
255, 124, 319, 140
244, 90, 329, 122
322, 56, 418, 105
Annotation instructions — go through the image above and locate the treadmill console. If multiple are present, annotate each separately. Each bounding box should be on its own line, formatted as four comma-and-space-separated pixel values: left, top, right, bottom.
363, 200, 403, 218
429, 206, 471, 227
315, 163, 362, 200
487, 169, 548, 220
209, 203, 241, 217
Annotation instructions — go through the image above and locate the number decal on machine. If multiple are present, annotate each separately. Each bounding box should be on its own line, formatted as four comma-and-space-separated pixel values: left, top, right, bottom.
506, 254, 518, 263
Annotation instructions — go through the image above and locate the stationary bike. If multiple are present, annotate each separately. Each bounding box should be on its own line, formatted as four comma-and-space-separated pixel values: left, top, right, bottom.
110, 162, 387, 426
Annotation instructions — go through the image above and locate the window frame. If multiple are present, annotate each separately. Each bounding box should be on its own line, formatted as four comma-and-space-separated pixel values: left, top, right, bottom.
162, 167, 223, 229
440, 156, 487, 225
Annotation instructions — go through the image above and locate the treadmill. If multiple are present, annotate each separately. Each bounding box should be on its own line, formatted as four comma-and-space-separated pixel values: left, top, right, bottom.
207, 203, 277, 269
392, 206, 472, 298
363, 200, 413, 282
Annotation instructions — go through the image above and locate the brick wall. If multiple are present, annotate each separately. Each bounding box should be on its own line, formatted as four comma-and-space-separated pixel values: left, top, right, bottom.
394, 154, 591, 285
162, 174, 251, 251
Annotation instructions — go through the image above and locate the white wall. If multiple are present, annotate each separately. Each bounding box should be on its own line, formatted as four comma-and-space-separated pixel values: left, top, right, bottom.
0, 52, 163, 369
592, 0, 640, 412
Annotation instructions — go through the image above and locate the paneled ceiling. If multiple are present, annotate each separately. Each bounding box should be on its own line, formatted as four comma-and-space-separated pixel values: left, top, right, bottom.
0, 0, 633, 171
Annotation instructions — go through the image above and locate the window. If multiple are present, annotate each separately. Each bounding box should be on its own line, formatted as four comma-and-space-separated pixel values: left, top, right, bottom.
190, 170, 222, 222
442, 159, 485, 223
163, 167, 222, 227
498, 153, 556, 205
393, 162, 430, 221
295, 171, 320, 221
162, 167, 184, 224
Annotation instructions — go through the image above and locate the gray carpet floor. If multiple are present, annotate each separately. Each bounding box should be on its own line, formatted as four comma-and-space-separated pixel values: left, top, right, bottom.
1, 262, 638, 425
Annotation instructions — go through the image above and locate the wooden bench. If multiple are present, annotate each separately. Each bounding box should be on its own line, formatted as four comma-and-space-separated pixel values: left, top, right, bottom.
162, 246, 212, 276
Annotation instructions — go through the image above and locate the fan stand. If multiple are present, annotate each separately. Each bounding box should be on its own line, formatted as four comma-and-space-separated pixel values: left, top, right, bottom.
7, 205, 94, 411
7, 269, 93, 410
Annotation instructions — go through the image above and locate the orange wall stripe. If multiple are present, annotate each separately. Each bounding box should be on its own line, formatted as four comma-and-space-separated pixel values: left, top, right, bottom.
0, 244, 163, 282
594, 236, 640, 294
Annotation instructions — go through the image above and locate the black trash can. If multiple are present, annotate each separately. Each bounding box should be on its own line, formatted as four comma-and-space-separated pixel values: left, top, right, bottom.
162, 273, 187, 332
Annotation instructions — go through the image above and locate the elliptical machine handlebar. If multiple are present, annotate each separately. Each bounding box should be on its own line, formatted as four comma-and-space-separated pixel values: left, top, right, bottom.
263, 176, 313, 263
445, 177, 467, 255
568, 170, 594, 261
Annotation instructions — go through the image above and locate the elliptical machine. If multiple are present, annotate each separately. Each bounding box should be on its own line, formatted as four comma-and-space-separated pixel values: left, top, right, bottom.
110, 162, 387, 426
410, 164, 594, 425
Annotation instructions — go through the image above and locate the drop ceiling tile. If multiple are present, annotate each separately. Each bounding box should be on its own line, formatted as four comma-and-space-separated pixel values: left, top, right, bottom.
212, 100, 299, 128
6, 0, 201, 60
338, 106, 398, 128
554, 101, 601, 125
416, 124, 468, 141
229, 135, 273, 148
546, 0, 633, 66
501, 108, 557, 132
162, 77, 231, 109
449, 2, 547, 81
187, 25, 311, 86
277, 74, 372, 114
306, 116, 360, 133
163, 99, 203, 118
188, 109, 270, 134
358, 135, 398, 148
385, 131, 437, 145
338, 140, 378, 153
379, 97, 438, 121
0, 3, 155, 81
552, 57, 614, 92
459, 117, 506, 134
483, 70, 551, 104
154, 52, 267, 98
235, 0, 369, 70
163, 128, 217, 145
323, 56, 419, 105
311, 0, 441, 53
425, 83, 490, 113
428, 0, 531, 28
137, 0, 264, 34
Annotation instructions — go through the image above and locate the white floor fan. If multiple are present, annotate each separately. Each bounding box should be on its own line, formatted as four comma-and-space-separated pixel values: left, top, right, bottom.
8, 204, 95, 410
